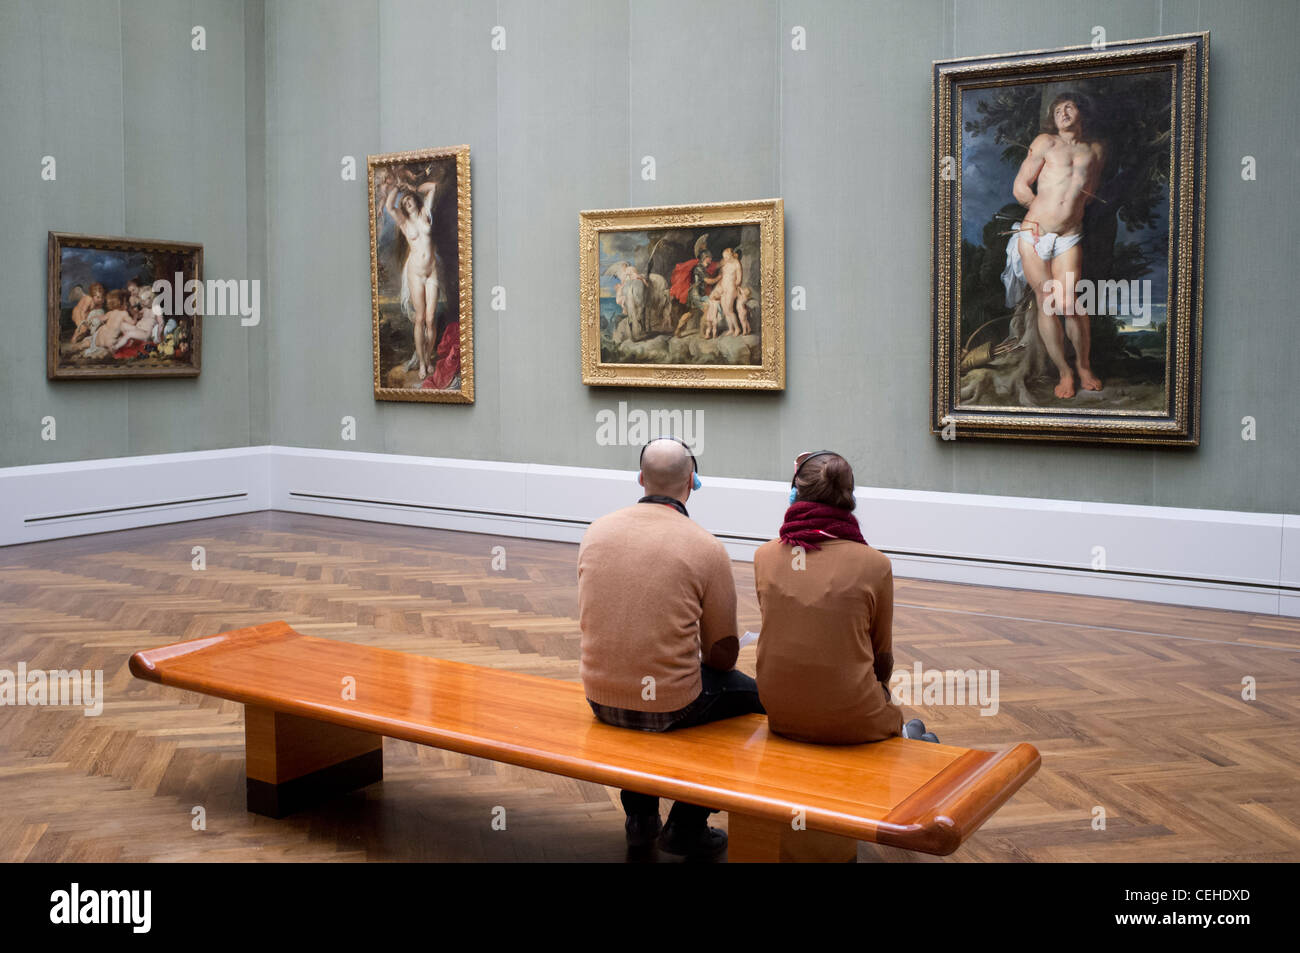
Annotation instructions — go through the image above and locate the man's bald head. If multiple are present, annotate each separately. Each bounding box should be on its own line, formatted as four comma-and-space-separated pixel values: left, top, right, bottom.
640, 438, 694, 500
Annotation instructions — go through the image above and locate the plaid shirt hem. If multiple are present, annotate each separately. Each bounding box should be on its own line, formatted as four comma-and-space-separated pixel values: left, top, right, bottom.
587, 698, 698, 732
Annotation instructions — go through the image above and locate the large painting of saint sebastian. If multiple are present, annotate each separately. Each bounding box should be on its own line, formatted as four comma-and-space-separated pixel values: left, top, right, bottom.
932, 33, 1207, 445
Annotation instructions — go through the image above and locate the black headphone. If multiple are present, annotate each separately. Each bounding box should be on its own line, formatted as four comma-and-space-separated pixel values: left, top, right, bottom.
791, 450, 837, 487
640, 437, 700, 490
789, 450, 837, 503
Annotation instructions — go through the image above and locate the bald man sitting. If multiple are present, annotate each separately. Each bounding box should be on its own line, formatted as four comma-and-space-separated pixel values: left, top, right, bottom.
577, 438, 764, 858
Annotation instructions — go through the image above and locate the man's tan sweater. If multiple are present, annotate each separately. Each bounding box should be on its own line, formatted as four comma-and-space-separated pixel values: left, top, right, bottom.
578, 502, 738, 712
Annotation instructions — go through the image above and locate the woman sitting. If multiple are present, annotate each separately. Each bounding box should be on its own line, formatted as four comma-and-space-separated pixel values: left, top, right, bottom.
754, 450, 937, 744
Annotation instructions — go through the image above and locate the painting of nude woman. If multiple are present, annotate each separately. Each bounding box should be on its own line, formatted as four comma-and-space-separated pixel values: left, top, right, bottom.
932, 33, 1207, 445
368, 146, 473, 403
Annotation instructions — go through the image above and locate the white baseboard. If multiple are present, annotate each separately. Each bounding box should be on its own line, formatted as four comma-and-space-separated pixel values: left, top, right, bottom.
1, 447, 270, 546
4, 445, 1297, 617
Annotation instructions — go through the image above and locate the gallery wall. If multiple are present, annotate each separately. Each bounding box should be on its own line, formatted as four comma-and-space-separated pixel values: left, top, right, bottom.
4, 0, 1297, 519
261, 0, 1298, 515
0, 0, 265, 468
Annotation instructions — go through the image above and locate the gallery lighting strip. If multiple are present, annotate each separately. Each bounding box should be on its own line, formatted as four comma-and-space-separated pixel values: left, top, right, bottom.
286, 491, 592, 526
880, 547, 1300, 593
24, 492, 250, 525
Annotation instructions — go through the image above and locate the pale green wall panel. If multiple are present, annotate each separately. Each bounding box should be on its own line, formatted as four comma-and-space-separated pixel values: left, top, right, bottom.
778, 0, 955, 494
121, 0, 252, 457
264, 0, 381, 452
1151, 0, 1299, 511
0, 0, 130, 467
375, 0, 501, 461
246, 0, 271, 448
0, 0, 255, 467
492, 0, 632, 468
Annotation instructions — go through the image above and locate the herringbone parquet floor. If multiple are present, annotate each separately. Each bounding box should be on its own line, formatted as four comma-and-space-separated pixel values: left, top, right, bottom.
1, 512, 1296, 862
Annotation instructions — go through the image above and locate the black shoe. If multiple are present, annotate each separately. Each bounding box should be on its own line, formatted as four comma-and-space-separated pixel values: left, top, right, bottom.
902, 718, 941, 744
902, 718, 929, 740
658, 820, 727, 858
625, 813, 662, 849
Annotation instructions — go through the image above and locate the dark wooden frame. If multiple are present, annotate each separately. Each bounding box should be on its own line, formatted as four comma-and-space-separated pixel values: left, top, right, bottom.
47, 231, 203, 380
931, 33, 1208, 445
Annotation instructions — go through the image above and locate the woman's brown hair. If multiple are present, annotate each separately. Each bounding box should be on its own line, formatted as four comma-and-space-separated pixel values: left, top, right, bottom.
794, 453, 856, 510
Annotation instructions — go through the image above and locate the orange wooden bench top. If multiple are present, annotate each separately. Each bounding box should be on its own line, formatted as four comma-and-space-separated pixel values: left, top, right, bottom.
130, 621, 1039, 854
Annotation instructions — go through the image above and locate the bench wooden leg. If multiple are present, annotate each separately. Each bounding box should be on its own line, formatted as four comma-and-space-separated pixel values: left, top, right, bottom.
243, 705, 383, 818
727, 813, 859, 863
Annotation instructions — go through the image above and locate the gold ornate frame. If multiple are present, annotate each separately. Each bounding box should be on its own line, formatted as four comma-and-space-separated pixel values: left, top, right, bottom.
580, 198, 785, 390
47, 231, 203, 380
368, 145, 473, 403
931, 33, 1208, 445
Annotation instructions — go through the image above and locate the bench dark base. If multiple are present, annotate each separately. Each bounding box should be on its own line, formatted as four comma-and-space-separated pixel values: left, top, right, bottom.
244, 705, 384, 819
247, 748, 383, 819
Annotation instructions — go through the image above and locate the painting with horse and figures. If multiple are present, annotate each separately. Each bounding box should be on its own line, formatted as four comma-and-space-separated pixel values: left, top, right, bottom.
580, 199, 784, 390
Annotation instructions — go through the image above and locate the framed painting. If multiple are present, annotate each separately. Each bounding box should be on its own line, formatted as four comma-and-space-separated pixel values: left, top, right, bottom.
931, 32, 1208, 444
368, 145, 473, 403
580, 198, 785, 390
47, 231, 202, 380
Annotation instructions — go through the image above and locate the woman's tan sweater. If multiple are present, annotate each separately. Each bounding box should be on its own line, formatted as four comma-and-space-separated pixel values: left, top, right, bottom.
754, 538, 904, 744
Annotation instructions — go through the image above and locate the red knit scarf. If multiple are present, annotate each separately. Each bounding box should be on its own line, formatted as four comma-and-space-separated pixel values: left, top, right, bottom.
779, 501, 867, 551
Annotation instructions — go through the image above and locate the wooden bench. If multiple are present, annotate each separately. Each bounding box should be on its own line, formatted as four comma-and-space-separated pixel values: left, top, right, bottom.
129, 621, 1040, 862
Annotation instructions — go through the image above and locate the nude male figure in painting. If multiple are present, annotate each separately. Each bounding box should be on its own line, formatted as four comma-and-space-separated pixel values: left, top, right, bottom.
1009, 93, 1106, 399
